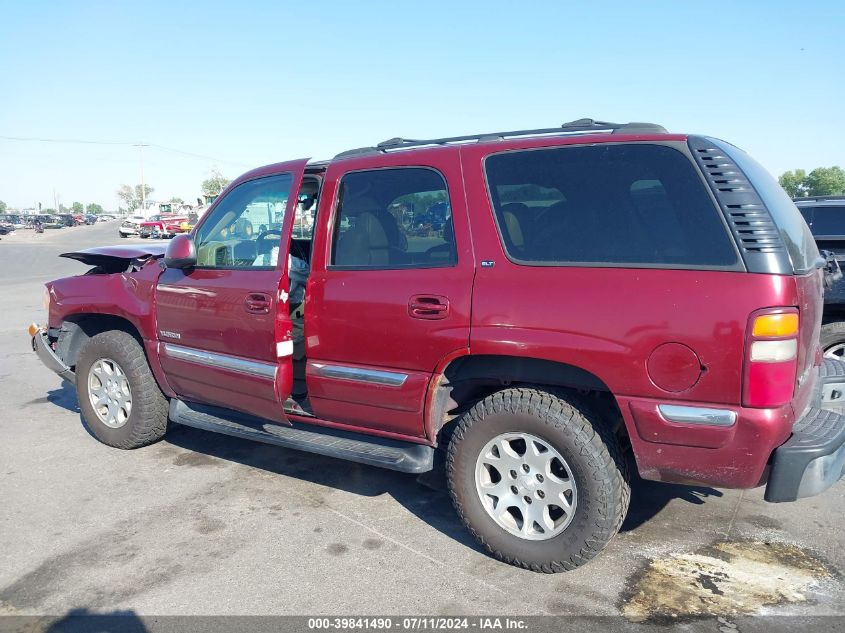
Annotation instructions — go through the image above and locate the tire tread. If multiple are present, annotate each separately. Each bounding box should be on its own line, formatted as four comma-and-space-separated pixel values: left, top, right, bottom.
76, 330, 168, 449
446, 386, 630, 573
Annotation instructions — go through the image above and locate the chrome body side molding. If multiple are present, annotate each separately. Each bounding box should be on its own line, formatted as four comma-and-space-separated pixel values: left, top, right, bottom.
311, 363, 407, 387
163, 343, 277, 380
658, 404, 737, 427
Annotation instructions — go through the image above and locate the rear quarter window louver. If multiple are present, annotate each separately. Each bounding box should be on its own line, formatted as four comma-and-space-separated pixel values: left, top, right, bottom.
688, 140, 786, 257
689, 137, 786, 272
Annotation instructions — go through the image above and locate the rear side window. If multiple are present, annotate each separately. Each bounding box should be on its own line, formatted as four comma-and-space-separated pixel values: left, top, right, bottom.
484, 144, 738, 267
331, 168, 456, 269
806, 206, 845, 236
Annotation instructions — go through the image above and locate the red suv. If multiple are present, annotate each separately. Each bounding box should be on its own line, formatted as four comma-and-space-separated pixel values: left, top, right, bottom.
30, 119, 845, 572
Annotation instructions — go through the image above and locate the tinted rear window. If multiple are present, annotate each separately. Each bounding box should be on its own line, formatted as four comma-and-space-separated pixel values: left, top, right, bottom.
484, 144, 737, 267
807, 206, 845, 236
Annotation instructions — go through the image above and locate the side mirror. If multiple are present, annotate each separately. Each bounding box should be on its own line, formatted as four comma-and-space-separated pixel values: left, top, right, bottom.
164, 234, 197, 269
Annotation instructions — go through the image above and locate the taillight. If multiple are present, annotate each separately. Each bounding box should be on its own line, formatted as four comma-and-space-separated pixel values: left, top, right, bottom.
743, 308, 799, 408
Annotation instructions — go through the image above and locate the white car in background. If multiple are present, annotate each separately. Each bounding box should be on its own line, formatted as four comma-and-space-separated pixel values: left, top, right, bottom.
118, 215, 147, 238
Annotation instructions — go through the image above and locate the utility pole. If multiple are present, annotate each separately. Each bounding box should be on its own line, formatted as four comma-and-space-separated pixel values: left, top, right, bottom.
134, 143, 149, 214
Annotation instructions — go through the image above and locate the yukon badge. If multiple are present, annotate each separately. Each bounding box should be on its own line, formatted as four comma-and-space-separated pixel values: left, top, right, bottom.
159, 330, 181, 340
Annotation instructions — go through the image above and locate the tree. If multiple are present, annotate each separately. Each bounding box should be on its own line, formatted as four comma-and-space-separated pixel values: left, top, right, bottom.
0, 200, 6, 213
86, 203, 104, 214
806, 167, 845, 197
169, 196, 184, 205
779, 166, 845, 198
117, 184, 154, 212
779, 169, 808, 198
202, 170, 230, 197
71, 202, 84, 214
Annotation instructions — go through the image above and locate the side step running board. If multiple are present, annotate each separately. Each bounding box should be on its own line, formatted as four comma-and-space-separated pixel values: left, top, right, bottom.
169, 399, 434, 473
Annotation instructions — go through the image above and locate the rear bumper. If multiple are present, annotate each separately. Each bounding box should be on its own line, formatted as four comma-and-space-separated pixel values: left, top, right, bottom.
31, 329, 75, 383
765, 360, 845, 502
622, 358, 845, 500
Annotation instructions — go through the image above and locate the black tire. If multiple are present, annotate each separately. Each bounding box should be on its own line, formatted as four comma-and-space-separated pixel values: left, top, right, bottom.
446, 387, 630, 573
821, 321, 845, 359
75, 329, 169, 449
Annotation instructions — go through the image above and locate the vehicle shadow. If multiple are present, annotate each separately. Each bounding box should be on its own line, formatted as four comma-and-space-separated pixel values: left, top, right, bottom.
22, 381, 79, 414
162, 424, 723, 552
621, 467, 722, 532
163, 423, 485, 553
47, 382, 79, 414
42, 607, 148, 633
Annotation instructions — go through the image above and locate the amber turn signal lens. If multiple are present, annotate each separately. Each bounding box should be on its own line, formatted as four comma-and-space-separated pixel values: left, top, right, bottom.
752, 313, 799, 338
27, 323, 40, 337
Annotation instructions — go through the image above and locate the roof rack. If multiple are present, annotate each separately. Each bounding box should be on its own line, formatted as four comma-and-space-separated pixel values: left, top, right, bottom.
334, 118, 667, 159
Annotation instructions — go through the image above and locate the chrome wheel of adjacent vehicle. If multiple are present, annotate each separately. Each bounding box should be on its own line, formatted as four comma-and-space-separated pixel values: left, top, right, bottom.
824, 343, 845, 360
87, 358, 132, 428
475, 432, 577, 541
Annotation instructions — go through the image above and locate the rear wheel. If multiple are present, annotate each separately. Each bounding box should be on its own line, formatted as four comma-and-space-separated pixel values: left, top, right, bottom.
821, 321, 845, 360
447, 387, 629, 572
75, 330, 169, 449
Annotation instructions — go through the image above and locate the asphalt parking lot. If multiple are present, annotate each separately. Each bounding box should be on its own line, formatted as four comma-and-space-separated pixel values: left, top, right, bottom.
1, 222, 844, 624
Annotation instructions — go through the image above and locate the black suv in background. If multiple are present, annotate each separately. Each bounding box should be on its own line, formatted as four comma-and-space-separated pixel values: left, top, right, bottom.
796, 196, 845, 358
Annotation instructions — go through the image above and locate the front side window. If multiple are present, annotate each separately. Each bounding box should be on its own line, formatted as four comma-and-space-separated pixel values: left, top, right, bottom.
194, 174, 292, 269
485, 144, 738, 267
331, 168, 455, 269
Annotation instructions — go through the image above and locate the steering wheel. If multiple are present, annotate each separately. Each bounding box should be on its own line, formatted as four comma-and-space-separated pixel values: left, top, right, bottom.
255, 230, 281, 255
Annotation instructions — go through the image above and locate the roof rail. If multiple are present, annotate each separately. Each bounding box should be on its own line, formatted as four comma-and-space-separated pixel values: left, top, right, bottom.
334, 118, 667, 159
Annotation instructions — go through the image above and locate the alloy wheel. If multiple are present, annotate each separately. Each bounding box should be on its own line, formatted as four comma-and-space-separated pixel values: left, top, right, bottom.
87, 358, 133, 428
475, 432, 577, 541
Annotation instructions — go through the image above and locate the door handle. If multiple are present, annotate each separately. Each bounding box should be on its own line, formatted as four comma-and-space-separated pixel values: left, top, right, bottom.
245, 293, 272, 314
408, 295, 450, 320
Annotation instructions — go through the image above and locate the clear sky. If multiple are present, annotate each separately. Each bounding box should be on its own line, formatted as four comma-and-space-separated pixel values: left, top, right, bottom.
1, 1, 843, 211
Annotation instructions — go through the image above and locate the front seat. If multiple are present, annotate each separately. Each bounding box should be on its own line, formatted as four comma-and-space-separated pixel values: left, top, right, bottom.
335, 211, 390, 267
500, 203, 526, 253
426, 217, 455, 263
375, 211, 409, 264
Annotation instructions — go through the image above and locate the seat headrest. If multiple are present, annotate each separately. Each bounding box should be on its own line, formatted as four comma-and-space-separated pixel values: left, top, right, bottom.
342, 196, 381, 216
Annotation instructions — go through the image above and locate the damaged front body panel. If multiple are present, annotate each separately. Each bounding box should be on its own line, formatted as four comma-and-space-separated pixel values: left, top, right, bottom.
60, 244, 167, 274
41, 244, 174, 396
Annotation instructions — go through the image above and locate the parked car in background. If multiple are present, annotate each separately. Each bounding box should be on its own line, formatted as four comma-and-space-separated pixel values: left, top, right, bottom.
118, 215, 147, 238
84, 215, 98, 225
30, 119, 845, 573
138, 215, 163, 238
55, 214, 81, 228
139, 214, 190, 239
795, 196, 845, 358
0, 214, 25, 229
32, 215, 64, 229
0, 221, 14, 235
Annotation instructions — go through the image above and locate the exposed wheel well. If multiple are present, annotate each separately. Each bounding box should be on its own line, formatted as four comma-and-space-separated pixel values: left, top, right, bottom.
55, 314, 143, 370
431, 355, 626, 446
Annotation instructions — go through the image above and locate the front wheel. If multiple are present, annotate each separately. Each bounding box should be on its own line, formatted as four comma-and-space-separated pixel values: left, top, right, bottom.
447, 387, 629, 573
75, 330, 169, 449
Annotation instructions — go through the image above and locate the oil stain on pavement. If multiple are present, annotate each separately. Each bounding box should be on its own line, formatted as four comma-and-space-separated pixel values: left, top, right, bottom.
622, 541, 837, 622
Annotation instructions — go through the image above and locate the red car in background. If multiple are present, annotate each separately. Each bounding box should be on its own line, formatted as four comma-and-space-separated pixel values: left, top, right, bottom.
138, 215, 189, 239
